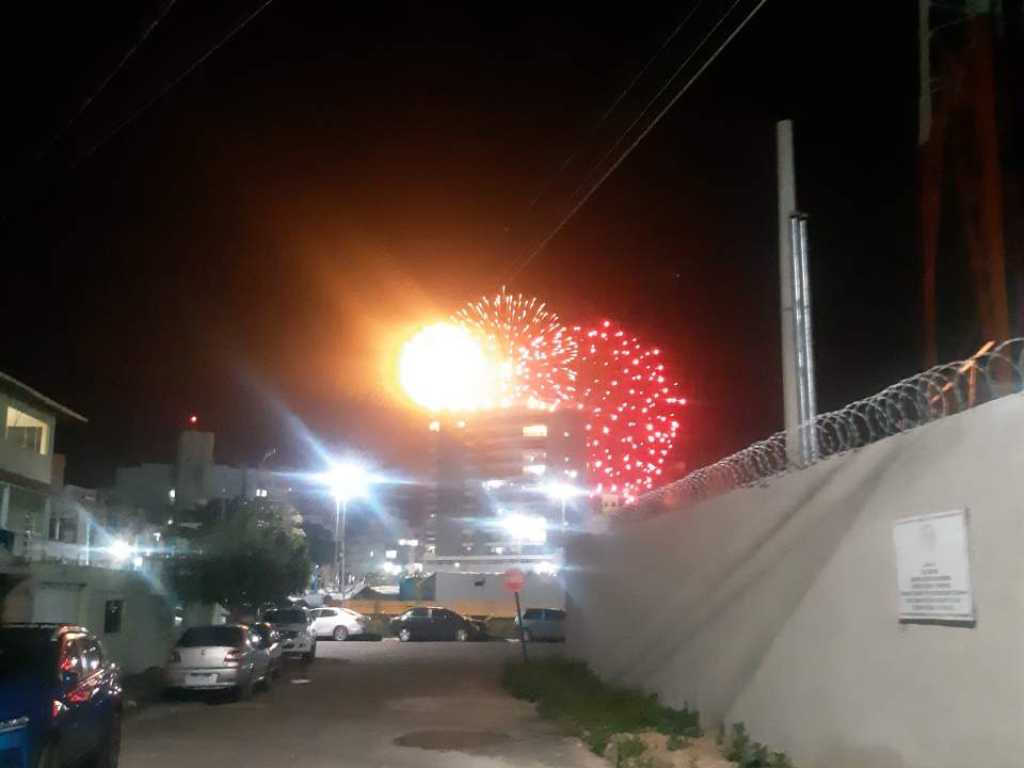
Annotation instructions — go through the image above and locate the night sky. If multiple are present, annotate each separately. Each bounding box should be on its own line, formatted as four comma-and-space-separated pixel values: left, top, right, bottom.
0, 1, 952, 486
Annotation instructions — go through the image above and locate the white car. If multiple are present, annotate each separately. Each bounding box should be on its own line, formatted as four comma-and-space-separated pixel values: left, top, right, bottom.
310, 607, 368, 641
262, 608, 318, 661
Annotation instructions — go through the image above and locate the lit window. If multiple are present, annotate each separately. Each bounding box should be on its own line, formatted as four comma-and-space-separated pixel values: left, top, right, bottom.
523, 424, 547, 438
428, 420, 441, 432
168, 488, 176, 502
5, 407, 48, 455
523, 464, 547, 476
385, 550, 398, 560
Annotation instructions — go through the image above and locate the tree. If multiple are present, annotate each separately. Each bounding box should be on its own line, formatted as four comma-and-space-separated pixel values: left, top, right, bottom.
168, 497, 311, 610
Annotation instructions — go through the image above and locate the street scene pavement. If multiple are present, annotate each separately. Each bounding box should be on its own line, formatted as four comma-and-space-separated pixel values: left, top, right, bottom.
122, 641, 605, 768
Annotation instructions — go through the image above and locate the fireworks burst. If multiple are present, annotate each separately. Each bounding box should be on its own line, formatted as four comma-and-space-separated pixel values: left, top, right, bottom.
568, 320, 683, 500
453, 287, 577, 407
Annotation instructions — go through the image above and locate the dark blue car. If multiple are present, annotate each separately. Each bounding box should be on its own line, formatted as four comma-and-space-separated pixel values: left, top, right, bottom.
0, 624, 123, 768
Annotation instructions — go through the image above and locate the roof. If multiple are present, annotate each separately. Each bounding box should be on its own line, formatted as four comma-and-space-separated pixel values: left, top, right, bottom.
0, 371, 87, 423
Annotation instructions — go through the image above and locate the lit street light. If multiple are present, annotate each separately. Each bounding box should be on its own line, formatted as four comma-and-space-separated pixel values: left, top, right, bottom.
543, 481, 585, 528
324, 462, 370, 594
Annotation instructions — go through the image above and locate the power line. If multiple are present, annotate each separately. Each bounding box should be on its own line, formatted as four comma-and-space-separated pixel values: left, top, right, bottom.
521, 1, 706, 214
569, 0, 712, 205
507, 0, 771, 281
45, 0, 180, 152
76, 0, 277, 165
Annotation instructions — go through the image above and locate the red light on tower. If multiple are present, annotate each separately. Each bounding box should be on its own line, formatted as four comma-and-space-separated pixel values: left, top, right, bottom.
188, 414, 198, 427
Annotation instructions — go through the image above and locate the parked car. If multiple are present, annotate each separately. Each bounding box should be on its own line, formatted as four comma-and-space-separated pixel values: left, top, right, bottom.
250, 623, 283, 678
309, 607, 368, 641
389, 607, 487, 642
164, 624, 272, 699
0, 623, 123, 768
516, 608, 566, 642
261, 608, 317, 661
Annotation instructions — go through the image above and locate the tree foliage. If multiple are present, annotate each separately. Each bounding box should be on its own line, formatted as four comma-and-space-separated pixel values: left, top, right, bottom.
168, 497, 311, 609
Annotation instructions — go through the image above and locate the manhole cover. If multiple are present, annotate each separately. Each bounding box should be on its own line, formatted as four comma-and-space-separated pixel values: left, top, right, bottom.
394, 730, 510, 752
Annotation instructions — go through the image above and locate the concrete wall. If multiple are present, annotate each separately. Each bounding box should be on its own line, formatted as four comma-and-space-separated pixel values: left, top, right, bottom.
2, 563, 177, 675
566, 395, 1024, 768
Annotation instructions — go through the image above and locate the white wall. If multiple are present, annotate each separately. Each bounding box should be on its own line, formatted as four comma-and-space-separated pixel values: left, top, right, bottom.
434, 570, 564, 609
566, 395, 1024, 768
3, 563, 177, 675
0, 396, 54, 487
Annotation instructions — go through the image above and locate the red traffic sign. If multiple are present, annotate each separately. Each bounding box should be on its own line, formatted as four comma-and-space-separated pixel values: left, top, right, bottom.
503, 568, 525, 593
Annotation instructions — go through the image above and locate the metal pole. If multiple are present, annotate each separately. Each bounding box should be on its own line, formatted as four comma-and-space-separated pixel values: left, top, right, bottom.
340, 500, 348, 596
797, 215, 818, 461
333, 498, 341, 590
777, 120, 801, 467
514, 591, 528, 663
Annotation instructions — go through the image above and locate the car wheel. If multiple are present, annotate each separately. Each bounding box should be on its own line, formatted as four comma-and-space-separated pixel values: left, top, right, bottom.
522, 629, 533, 643
333, 625, 348, 641
94, 711, 123, 768
455, 628, 469, 642
261, 669, 273, 691
398, 627, 412, 642
304, 644, 316, 664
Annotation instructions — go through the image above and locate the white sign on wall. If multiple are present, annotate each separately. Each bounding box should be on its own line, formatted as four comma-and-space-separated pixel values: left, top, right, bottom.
893, 509, 974, 623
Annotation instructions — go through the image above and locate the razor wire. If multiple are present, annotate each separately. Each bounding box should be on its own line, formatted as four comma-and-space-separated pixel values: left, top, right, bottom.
637, 339, 1024, 514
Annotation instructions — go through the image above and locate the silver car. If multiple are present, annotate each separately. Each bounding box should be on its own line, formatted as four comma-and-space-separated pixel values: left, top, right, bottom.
516, 608, 566, 642
261, 608, 317, 662
164, 624, 272, 698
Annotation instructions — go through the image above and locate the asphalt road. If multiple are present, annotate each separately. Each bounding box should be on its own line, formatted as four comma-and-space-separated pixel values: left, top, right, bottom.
122, 639, 606, 768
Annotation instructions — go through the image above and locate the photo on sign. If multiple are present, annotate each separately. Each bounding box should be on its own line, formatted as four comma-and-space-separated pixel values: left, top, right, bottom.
893, 509, 975, 625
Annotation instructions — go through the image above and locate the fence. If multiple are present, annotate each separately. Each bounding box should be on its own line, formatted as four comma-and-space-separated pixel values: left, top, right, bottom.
639, 338, 1024, 513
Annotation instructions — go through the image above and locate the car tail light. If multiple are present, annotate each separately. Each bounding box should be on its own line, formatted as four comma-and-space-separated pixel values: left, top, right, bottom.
224, 649, 246, 664
168, 650, 181, 664
52, 700, 65, 720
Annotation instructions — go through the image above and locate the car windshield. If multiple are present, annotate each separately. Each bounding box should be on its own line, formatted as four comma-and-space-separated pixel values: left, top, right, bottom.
178, 627, 245, 648
263, 610, 307, 624
0, 629, 57, 680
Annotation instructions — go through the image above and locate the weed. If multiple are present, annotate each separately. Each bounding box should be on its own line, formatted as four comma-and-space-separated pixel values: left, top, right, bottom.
666, 733, 688, 751
616, 736, 647, 768
501, 659, 699, 755
726, 723, 751, 763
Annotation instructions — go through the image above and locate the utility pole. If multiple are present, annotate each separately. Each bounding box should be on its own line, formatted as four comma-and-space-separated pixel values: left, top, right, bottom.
777, 120, 817, 466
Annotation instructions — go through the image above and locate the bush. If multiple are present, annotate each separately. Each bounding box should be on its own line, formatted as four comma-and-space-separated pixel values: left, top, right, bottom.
502, 658, 700, 755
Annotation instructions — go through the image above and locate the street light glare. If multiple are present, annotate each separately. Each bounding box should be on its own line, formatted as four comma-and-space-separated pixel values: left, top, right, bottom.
399, 323, 497, 412
325, 462, 370, 503
543, 481, 585, 501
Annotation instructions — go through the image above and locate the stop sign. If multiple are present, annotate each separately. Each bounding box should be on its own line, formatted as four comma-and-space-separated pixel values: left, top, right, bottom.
503, 568, 525, 593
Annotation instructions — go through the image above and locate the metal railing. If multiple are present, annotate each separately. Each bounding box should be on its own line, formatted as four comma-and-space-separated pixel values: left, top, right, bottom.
639, 339, 1024, 513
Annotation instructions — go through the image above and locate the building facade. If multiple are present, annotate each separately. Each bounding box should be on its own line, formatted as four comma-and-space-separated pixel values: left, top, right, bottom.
426, 407, 588, 567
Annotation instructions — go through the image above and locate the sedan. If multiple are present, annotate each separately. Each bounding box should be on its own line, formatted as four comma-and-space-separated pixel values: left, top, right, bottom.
0, 623, 122, 768
164, 625, 272, 699
309, 607, 368, 641
261, 608, 317, 662
389, 607, 487, 642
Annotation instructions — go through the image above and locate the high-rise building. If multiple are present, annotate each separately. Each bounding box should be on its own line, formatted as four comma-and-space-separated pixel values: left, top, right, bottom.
425, 407, 588, 566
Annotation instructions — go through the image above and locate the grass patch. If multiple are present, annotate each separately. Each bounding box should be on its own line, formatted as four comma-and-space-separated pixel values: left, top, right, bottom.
501, 658, 701, 755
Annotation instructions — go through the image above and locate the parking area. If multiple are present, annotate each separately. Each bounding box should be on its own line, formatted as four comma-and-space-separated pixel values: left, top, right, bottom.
122, 639, 604, 768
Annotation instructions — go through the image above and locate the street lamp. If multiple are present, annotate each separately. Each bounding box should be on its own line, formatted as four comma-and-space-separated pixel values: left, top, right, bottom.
324, 462, 370, 594
543, 482, 584, 528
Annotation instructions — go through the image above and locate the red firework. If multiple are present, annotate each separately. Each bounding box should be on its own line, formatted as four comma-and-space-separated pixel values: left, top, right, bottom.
567, 320, 683, 500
